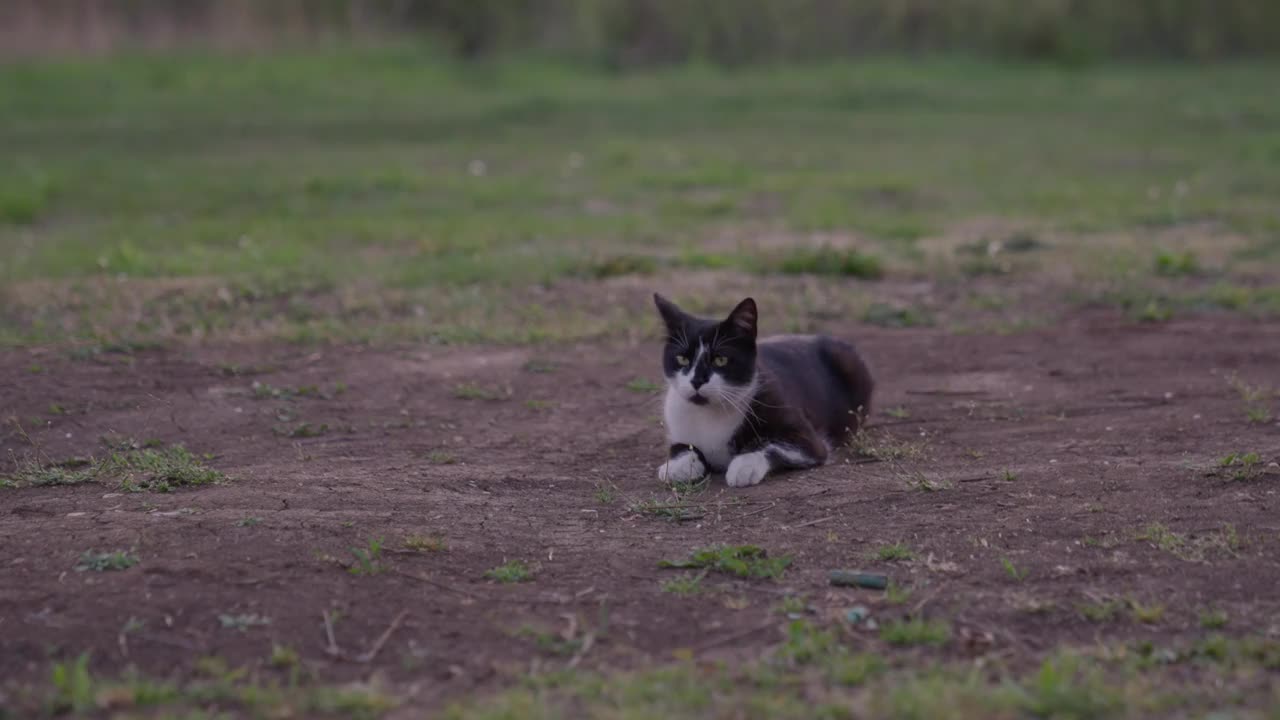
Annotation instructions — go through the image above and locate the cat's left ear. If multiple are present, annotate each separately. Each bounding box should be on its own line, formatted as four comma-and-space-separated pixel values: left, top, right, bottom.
653, 293, 687, 335
725, 297, 757, 339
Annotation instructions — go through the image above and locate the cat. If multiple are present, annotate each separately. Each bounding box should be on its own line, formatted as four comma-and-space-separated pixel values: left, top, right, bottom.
653, 293, 874, 488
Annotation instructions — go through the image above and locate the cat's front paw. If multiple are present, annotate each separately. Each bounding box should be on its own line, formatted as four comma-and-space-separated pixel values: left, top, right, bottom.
725, 452, 770, 488
657, 451, 706, 484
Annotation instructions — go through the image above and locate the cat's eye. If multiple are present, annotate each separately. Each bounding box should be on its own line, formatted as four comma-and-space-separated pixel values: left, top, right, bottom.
713, 355, 728, 367
675, 355, 690, 366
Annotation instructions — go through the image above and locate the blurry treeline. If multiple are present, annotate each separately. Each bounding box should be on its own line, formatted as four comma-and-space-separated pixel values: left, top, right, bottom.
4, 0, 1278, 63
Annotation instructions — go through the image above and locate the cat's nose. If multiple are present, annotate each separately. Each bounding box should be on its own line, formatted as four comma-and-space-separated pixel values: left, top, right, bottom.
690, 376, 707, 389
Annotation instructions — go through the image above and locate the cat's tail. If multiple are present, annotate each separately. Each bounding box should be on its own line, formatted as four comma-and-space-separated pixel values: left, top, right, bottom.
817, 336, 875, 437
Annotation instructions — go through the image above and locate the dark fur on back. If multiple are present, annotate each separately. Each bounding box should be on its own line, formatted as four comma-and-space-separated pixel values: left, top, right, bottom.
731, 336, 874, 464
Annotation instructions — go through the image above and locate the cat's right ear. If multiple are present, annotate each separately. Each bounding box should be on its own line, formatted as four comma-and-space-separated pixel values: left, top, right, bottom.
653, 293, 686, 335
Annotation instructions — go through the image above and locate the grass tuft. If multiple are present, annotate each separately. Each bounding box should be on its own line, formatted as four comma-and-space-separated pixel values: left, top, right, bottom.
1001, 557, 1028, 582
594, 482, 618, 504
1076, 599, 1122, 623
348, 537, 386, 575
453, 384, 507, 401
875, 543, 914, 562
75, 550, 139, 572
885, 581, 913, 606
404, 534, 447, 553
1227, 373, 1274, 425
572, 255, 658, 279
765, 248, 884, 279
1135, 521, 1242, 562
6, 458, 96, 487
659, 544, 791, 580
864, 303, 932, 328
48, 653, 94, 714
1128, 599, 1165, 624
269, 644, 300, 669
4, 443, 219, 491
41, 649, 393, 718
106, 446, 224, 492
625, 377, 662, 394
486, 559, 535, 583
1153, 249, 1199, 277
1199, 609, 1229, 629
1010, 654, 1123, 720
880, 618, 951, 646
1216, 451, 1264, 480
661, 572, 706, 597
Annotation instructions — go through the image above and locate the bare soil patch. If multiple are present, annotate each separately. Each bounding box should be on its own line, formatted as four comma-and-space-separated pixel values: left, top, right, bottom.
3, 310, 1279, 714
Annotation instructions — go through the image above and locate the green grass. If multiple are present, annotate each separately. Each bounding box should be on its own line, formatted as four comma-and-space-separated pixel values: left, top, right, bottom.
426, 450, 458, 465
630, 497, 706, 522
1199, 609, 1229, 629
453, 384, 506, 401
348, 537, 386, 575
660, 572, 706, 597
1227, 374, 1275, 425
1001, 557, 1029, 582
1135, 522, 1242, 562
659, 544, 791, 580
438, 638, 1277, 720
274, 421, 330, 438
884, 581, 913, 606
1153, 249, 1199, 277
75, 549, 139, 572
1217, 451, 1264, 481
874, 544, 914, 562
515, 626, 585, 657
269, 644, 301, 669
3, 51, 1279, 347
1129, 600, 1166, 624
765, 248, 884, 279
777, 595, 809, 616
106, 445, 224, 492
39, 652, 392, 719
863, 303, 933, 329
4, 458, 96, 487
27, 626, 1280, 720
486, 559, 534, 583
404, 534, 447, 552
879, 618, 952, 647
1077, 600, 1123, 623
624, 377, 662, 394
593, 482, 617, 504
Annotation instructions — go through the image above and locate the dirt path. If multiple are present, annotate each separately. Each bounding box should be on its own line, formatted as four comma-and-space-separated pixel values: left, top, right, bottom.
2, 311, 1279, 712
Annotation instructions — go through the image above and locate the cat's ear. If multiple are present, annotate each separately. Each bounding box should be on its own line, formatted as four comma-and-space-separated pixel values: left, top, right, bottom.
653, 293, 686, 335
725, 297, 758, 339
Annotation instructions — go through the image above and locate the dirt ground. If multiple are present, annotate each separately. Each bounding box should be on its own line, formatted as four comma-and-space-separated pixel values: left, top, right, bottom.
2, 308, 1279, 715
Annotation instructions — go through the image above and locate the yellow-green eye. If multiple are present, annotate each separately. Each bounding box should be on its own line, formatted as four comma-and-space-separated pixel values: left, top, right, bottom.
676, 355, 690, 366
713, 355, 728, 367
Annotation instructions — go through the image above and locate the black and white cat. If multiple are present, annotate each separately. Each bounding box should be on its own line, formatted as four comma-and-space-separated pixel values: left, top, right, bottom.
653, 293, 874, 487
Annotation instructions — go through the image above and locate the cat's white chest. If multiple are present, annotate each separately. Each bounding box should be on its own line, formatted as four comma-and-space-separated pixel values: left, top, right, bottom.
663, 388, 743, 471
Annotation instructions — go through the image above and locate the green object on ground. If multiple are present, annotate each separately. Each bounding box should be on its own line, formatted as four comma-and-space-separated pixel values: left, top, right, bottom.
829, 570, 888, 589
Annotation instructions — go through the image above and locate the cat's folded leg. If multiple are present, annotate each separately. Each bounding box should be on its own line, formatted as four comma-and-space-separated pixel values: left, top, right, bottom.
725, 426, 827, 488
657, 444, 708, 484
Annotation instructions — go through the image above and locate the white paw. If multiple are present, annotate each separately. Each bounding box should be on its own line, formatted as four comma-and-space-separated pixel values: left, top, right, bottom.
725, 452, 770, 488
657, 451, 706, 484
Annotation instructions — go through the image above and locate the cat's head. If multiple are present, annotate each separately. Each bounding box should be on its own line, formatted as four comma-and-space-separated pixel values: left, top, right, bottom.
653, 293, 758, 407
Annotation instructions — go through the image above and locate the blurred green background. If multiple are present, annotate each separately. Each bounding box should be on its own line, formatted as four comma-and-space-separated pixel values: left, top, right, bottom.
2, 0, 1278, 347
